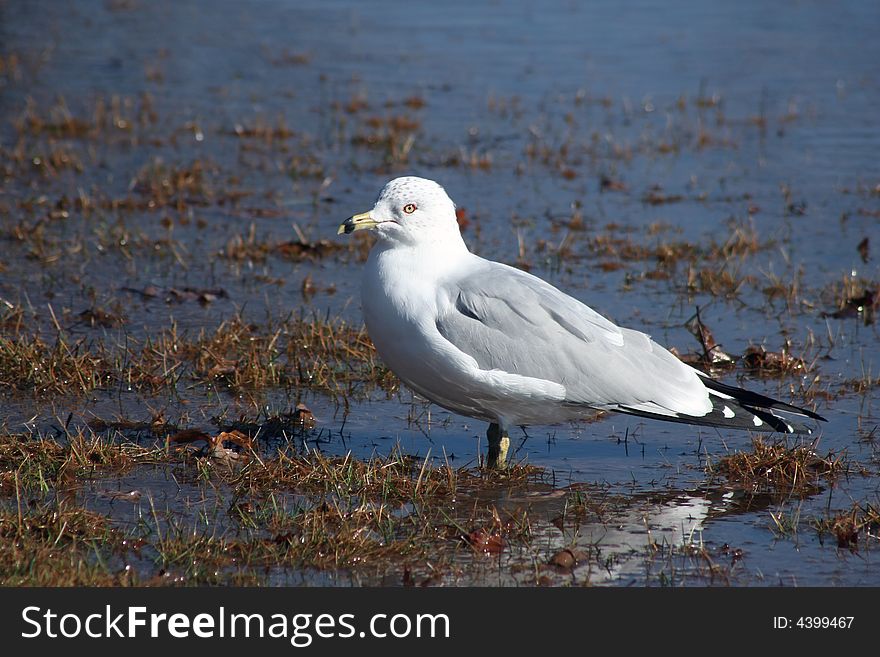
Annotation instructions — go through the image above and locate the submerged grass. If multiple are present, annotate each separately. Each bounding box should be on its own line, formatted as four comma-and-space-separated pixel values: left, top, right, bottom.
812, 502, 880, 551
0, 424, 866, 586
708, 437, 846, 496
0, 431, 166, 496
0, 503, 131, 586
5, 428, 758, 587
0, 430, 555, 585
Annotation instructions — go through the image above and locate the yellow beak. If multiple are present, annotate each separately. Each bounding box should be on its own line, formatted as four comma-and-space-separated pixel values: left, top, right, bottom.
337, 211, 377, 235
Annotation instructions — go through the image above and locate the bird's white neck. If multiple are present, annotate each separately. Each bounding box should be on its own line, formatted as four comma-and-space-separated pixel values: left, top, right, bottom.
366, 234, 473, 302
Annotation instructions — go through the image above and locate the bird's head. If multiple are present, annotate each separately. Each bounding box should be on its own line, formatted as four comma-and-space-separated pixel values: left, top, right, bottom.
338, 176, 462, 247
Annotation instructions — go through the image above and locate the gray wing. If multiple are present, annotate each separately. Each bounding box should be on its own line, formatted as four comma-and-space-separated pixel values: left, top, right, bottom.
435, 260, 710, 416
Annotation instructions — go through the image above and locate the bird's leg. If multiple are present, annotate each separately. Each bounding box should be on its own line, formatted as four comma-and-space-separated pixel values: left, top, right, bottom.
486, 422, 510, 469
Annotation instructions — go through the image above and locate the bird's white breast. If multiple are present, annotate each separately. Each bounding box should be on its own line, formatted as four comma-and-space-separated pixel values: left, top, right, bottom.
362, 245, 446, 376
360, 244, 569, 425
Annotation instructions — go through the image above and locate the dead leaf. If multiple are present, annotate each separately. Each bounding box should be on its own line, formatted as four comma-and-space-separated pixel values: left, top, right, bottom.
403, 95, 426, 110
274, 238, 341, 260
208, 444, 239, 462
167, 428, 212, 446
122, 285, 226, 304
742, 345, 805, 374
669, 347, 706, 367
167, 287, 228, 304
79, 307, 125, 327
207, 431, 253, 464
167, 428, 254, 462
463, 528, 506, 554
857, 237, 870, 263
549, 549, 587, 569
686, 310, 736, 366
207, 362, 236, 379
213, 429, 253, 450
121, 284, 161, 299
600, 175, 627, 192
99, 489, 142, 502
822, 289, 877, 325
643, 186, 684, 205
293, 403, 316, 430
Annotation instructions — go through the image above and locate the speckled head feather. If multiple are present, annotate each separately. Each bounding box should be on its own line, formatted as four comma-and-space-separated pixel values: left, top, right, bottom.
368, 176, 462, 247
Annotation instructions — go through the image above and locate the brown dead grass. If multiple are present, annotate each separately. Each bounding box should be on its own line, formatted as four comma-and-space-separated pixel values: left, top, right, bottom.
812, 502, 880, 551
709, 437, 846, 496
0, 313, 389, 397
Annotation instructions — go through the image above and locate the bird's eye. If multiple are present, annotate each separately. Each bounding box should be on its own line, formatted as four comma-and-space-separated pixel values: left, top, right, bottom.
403, 203, 417, 214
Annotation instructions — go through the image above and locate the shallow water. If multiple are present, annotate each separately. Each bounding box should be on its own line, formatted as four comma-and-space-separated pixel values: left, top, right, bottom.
1, 0, 879, 585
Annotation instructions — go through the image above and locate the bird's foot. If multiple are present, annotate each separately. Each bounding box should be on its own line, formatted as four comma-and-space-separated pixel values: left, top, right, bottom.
485, 423, 510, 469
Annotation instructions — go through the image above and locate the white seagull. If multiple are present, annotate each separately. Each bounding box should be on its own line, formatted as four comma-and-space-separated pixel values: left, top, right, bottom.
338, 176, 825, 466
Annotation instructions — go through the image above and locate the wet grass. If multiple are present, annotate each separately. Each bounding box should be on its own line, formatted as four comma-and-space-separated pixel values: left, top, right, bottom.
0, 331, 114, 394
0, 430, 589, 585
643, 536, 739, 587
820, 274, 877, 325
0, 431, 165, 495
0, 503, 131, 586
0, 312, 389, 398
4, 427, 800, 586
708, 437, 847, 497
812, 502, 880, 551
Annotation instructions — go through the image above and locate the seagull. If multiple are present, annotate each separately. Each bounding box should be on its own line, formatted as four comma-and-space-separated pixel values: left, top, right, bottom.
338, 176, 825, 467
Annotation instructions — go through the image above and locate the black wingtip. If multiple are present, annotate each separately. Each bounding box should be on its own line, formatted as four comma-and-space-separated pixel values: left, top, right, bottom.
700, 376, 825, 422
